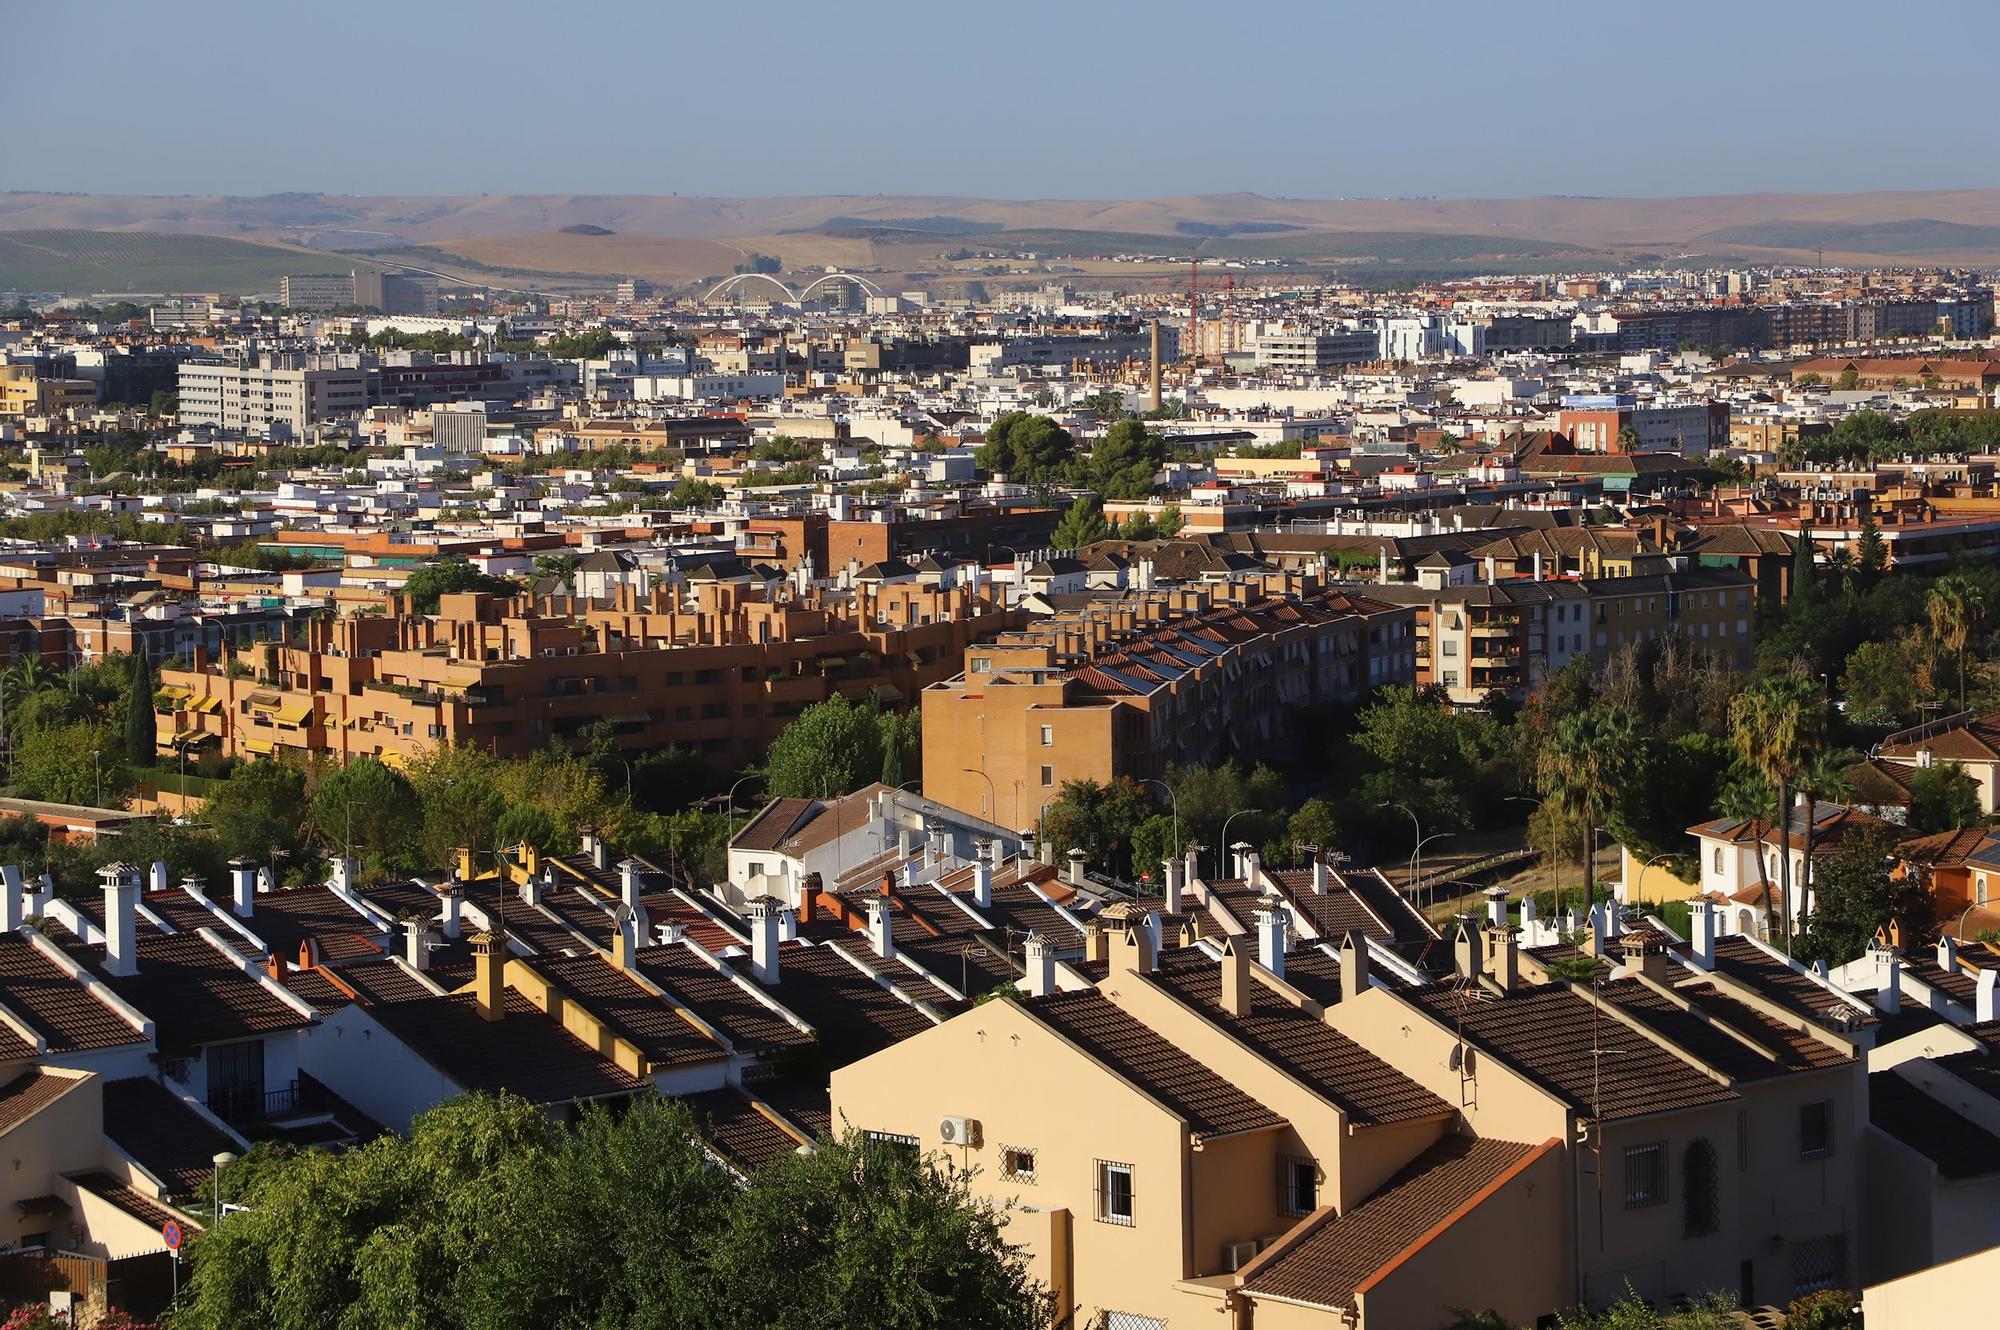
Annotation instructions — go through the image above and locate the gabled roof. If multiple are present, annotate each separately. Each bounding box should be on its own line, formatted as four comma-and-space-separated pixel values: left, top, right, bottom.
1882, 713, 2000, 762
101, 1077, 243, 1198
1870, 1070, 2000, 1180
365, 992, 647, 1105
530, 953, 730, 1071
1243, 1135, 1545, 1312
0, 1068, 87, 1136
0, 935, 146, 1054
99, 933, 315, 1055
1020, 989, 1284, 1140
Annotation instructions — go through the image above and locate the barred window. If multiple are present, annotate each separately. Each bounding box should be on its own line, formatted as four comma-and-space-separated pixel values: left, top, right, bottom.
1096, 1160, 1135, 1225
1683, 1139, 1719, 1238
1623, 1142, 1666, 1208
863, 1130, 920, 1159
1280, 1154, 1319, 1216
1800, 1100, 1833, 1160
1002, 1146, 1037, 1182
1789, 1233, 1847, 1298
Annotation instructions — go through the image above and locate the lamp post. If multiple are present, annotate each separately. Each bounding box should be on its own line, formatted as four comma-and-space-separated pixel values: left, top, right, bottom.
726, 774, 762, 839
1376, 800, 1423, 889
1141, 777, 1180, 865
91, 749, 102, 808
212, 1150, 236, 1225
961, 767, 997, 822
268, 847, 289, 893
1411, 831, 1453, 903
1218, 808, 1260, 881
1634, 852, 1675, 909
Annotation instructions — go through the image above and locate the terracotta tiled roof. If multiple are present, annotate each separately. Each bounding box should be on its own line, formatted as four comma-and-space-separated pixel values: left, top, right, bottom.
1870, 1070, 2000, 1180
532, 952, 729, 1070
101, 1078, 241, 1198
731, 797, 819, 852
100, 933, 314, 1055
682, 1087, 809, 1172
0, 1068, 85, 1134
1600, 977, 1849, 1080
1148, 951, 1449, 1126
0, 935, 146, 1054
1401, 981, 1739, 1120
1896, 825, 1995, 868
753, 941, 939, 1066
65, 1171, 186, 1233
1882, 713, 2000, 762
1023, 990, 1284, 1140
633, 944, 812, 1056
1710, 936, 1872, 1031
1244, 1135, 1543, 1311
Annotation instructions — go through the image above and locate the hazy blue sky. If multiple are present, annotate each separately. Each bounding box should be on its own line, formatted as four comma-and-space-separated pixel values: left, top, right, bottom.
7, 0, 1991, 200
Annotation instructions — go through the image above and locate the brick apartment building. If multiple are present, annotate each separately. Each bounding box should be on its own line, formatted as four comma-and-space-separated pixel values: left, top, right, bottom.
158, 581, 1020, 770
922, 580, 1415, 832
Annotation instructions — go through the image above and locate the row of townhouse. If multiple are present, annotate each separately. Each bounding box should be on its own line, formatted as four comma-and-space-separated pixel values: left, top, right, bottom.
921, 582, 1416, 831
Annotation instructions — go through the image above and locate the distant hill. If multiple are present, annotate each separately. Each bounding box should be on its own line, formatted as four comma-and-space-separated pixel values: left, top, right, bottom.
798, 216, 1006, 236
558, 223, 615, 236
0, 229, 386, 295
1699, 217, 2000, 255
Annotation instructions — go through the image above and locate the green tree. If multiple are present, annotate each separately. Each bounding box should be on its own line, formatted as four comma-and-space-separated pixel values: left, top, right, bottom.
1853, 508, 1887, 584
1839, 634, 1932, 728
203, 760, 310, 866
1287, 797, 1342, 859
1926, 573, 1984, 711
762, 693, 885, 799
1554, 1288, 1743, 1329
1537, 708, 1638, 908
1907, 763, 1984, 834
1353, 685, 1502, 835
406, 744, 510, 868
1086, 419, 1166, 499
1039, 777, 1154, 880
402, 556, 517, 614
15, 720, 127, 806
1154, 504, 1184, 537
1795, 821, 1925, 966
974, 413, 1074, 483
1049, 497, 1110, 551
1729, 673, 1826, 946
124, 651, 155, 765
311, 756, 420, 880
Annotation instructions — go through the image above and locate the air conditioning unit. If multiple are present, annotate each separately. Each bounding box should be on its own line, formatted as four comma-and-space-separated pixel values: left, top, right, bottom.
938, 1115, 981, 1147
1224, 1240, 1260, 1272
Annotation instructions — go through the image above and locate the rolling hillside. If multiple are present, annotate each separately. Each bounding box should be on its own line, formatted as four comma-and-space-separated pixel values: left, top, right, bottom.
0, 229, 389, 296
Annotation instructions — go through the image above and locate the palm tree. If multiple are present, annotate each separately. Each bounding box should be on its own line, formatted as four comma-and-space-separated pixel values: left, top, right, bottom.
1536, 707, 1637, 917
1927, 574, 1984, 711
1729, 674, 1825, 948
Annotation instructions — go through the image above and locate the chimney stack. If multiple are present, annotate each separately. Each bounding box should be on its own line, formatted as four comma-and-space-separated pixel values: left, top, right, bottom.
1873, 944, 1902, 1016
618, 859, 645, 915
1256, 903, 1289, 982
1688, 899, 1716, 971
439, 883, 462, 940
229, 857, 257, 919
471, 930, 505, 1021
521, 869, 546, 908
1221, 936, 1253, 1016
1977, 968, 1997, 1024
613, 904, 641, 971
971, 857, 992, 910
403, 918, 433, 971
1310, 854, 1329, 895
1488, 922, 1522, 990
1453, 921, 1481, 982
746, 898, 782, 985
582, 828, 609, 870
1161, 858, 1183, 914
1618, 932, 1664, 986
0, 865, 20, 932
149, 861, 169, 896
100, 864, 137, 977
867, 896, 897, 961
1588, 902, 1608, 957
1484, 886, 1508, 928
1340, 930, 1371, 1001
1937, 934, 1958, 974
1184, 844, 1201, 891
1023, 931, 1055, 998
329, 857, 352, 895
1066, 849, 1088, 888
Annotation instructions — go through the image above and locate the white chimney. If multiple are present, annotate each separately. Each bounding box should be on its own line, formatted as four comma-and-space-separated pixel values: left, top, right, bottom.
257, 867, 275, 895
618, 859, 644, 914
149, 861, 169, 896
1184, 844, 1201, 889
1977, 968, 1997, 1024
1232, 842, 1251, 881
1023, 931, 1055, 998
1483, 555, 1497, 584
520, 870, 545, 908
1532, 550, 1544, 581
867, 896, 896, 961
29, 874, 52, 916
0, 866, 20, 932
101, 864, 137, 977
229, 858, 257, 919
1874, 945, 1902, 1016
1589, 902, 1608, 956
329, 857, 352, 894
1161, 858, 1182, 914
1520, 896, 1539, 931
778, 906, 798, 942
1256, 903, 1289, 982
440, 884, 462, 940
582, 829, 609, 870
1310, 855, 1329, 895
1937, 934, 1958, 974
403, 919, 433, 971
614, 905, 642, 971
746, 898, 782, 985
1688, 898, 1716, 971
1916, 747, 1935, 770
971, 858, 993, 910
1066, 849, 1088, 888
1242, 848, 1262, 884
1484, 887, 1508, 927
1377, 546, 1390, 584
1340, 930, 1371, 1001
989, 837, 1006, 873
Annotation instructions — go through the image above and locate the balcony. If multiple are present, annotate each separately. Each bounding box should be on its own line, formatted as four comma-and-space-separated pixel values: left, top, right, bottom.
208, 1079, 299, 1125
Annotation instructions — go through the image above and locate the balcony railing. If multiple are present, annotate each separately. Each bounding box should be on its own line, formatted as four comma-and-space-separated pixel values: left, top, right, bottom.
208, 1079, 299, 1125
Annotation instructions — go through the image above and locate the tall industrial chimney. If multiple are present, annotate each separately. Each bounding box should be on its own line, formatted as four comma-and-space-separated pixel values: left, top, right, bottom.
1148, 320, 1162, 413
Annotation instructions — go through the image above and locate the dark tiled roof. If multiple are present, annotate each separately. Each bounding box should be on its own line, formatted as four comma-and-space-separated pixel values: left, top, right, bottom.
1023, 990, 1284, 1140
366, 993, 647, 1105
65, 1171, 184, 1233
237, 887, 387, 964
532, 953, 728, 1070
1710, 936, 1870, 1031
0, 936, 147, 1054
633, 945, 811, 1056
683, 1088, 808, 1172
1601, 978, 1849, 1080
1870, 1071, 2000, 1180
732, 797, 819, 852
752, 1079, 832, 1139
101, 933, 314, 1056
1149, 952, 1447, 1126
1245, 1135, 1541, 1311
0, 1068, 83, 1134
101, 1078, 241, 1198
1401, 982, 1739, 1120
753, 941, 939, 1066
337, 957, 440, 1005
280, 968, 354, 1012
1934, 1050, 2000, 1103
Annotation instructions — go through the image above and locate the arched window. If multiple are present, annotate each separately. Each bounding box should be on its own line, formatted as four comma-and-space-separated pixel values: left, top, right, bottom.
1712, 847, 1724, 874
1683, 1138, 1719, 1238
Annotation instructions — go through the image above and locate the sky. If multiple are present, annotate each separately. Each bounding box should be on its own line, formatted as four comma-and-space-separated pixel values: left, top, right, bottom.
6, 0, 1993, 202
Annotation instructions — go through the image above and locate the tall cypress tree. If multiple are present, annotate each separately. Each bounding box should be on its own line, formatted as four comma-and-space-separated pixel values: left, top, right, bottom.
126, 652, 156, 766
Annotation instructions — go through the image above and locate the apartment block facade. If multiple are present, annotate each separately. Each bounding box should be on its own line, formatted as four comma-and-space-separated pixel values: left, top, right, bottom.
177, 353, 369, 437
922, 582, 1415, 831
158, 582, 1020, 769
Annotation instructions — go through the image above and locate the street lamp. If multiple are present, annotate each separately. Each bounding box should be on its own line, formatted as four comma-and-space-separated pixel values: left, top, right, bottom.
1376, 800, 1426, 889
1218, 808, 1260, 881
1411, 832, 1453, 901
1141, 777, 1179, 865
961, 767, 997, 822
726, 774, 762, 839
212, 1150, 237, 1224
91, 749, 102, 808
1633, 852, 1675, 909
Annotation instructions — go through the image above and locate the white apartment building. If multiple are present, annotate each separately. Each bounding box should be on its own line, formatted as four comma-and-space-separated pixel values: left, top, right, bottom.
1253, 328, 1378, 371
177, 353, 368, 439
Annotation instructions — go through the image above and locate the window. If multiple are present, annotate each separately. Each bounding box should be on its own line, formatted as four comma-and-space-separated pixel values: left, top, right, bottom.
1096, 1160, 1135, 1225
1442, 639, 1458, 656
864, 1130, 920, 1159
1040, 724, 1054, 747
1789, 1234, 1847, 1298
1737, 1109, 1749, 1173
970, 657, 991, 674
1623, 1142, 1666, 1208
1280, 1155, 1319, 1216
1980, 874, 1990, 907
1002, 1146, 1037, 1181
1800, 1100, 1833, 1159
1040, 765, 1054, 787
1713, 847, 1724, 875
1682, 1139, 1719, 1237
